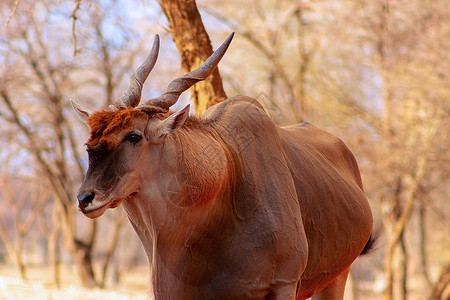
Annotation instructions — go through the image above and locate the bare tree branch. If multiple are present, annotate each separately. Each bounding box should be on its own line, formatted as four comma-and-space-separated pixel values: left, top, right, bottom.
71, 0, 82, 56
3, 0, 21, 27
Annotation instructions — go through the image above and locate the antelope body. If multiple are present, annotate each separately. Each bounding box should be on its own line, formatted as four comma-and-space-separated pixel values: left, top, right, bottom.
73, 33, 373, 299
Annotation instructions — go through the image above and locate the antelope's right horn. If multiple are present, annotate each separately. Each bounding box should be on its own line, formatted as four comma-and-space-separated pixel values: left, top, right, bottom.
138, 32, 234, 111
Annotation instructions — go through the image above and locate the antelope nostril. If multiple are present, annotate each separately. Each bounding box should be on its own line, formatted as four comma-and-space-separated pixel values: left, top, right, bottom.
77, 192, 95, 210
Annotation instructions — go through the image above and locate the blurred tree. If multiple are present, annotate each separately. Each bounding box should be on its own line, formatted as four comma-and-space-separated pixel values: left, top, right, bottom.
0, 0, 95, 284
201, 0, 317, 123
356, 1, 449, 299
0, 0, 152, 288
158, 0, 227, 114
432, 263, 450, 300
38, 195, 62, 287
0, 176, 47, 280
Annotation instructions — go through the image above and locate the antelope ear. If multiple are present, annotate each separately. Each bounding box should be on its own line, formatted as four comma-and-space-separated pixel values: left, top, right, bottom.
71, 100, 93, 125
158, 104, 190, 137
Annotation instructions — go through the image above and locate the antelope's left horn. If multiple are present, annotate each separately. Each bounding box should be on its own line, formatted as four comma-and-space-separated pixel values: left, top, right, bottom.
112, 34, 160, 109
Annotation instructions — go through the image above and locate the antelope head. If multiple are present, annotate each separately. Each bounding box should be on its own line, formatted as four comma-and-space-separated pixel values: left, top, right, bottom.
72, 33, 234, 218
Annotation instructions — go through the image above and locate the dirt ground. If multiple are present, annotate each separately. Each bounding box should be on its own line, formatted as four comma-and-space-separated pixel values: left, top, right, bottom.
0, 262, 427, 299
0, 264, 149, 300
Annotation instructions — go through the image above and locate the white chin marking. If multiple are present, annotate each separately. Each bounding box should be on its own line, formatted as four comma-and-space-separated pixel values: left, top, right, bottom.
83, 200, 111, 219
85, 200, 108, 212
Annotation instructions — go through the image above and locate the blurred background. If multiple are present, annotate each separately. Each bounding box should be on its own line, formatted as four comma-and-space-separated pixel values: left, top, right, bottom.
0, 0, 448, 299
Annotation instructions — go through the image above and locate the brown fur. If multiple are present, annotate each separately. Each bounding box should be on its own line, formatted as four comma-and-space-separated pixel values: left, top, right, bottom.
77, 96, 373, 299
86, 108, 139, 149
86, 107, 204, 151
85, 107, 170, 151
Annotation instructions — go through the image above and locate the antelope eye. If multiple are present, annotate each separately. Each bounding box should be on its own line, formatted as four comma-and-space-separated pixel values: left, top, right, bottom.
125, 133, 142, 143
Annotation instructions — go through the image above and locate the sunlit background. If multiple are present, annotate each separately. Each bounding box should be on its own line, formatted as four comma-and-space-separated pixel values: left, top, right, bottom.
0, 0, 448, 299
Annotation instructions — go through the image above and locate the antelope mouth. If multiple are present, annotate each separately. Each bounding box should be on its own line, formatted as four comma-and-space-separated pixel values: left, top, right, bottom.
79, 174, 140, 219
81, 198, 123, 219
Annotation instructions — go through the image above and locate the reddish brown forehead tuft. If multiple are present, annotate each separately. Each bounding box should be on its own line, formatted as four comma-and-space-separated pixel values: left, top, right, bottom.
86, 108, 147, 150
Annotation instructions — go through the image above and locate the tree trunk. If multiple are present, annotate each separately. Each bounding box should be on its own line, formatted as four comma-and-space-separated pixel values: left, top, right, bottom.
383, 239, 396, 300
418, 200, 432, 285
72, 219, 98, 288
15, 235, 27, 280
49, 229, 60, 287
0, 223, 27, 280
50, 203, 61, 287
349, 269, 359, 300
100, 210, 125, 288
399, 231, 408, 300
158, 0, 227, 115
431, 263, 450, 300
294, 4, 310, 122
74, 239, 97, 288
